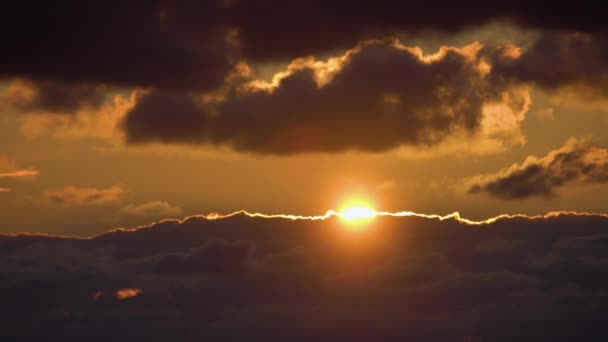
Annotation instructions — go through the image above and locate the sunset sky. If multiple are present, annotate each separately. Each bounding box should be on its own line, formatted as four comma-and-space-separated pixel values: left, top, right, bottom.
1, 2, 608, 235
1, 1, 608, 340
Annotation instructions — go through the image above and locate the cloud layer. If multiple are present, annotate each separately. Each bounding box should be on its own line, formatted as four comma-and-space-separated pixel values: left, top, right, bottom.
1, 211, 608, 340
124, 40, 528, 154
468, 138, 608, 199
2, 2, 608, 154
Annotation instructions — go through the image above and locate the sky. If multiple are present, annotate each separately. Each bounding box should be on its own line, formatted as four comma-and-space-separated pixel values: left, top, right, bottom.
1, 2, 608, 234
1, 1, 608, 340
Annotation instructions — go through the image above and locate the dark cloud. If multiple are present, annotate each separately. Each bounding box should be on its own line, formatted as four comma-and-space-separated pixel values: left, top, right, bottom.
231, 1, 608, 61
1, 211, 608, 340
487, 32, 608, 93
125, 40, 523, 153
2, 1, 608, 114
468, 138, 608, 199
0, 1, 232, 92
3, 79, 107, 113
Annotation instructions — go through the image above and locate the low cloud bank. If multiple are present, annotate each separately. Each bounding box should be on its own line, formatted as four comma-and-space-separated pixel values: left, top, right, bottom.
1, 211, 608, 340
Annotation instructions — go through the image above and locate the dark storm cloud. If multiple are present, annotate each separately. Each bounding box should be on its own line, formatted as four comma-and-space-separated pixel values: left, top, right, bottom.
125, 40, 520, 153
468, 138, 608, 199
1, 211, 608, 340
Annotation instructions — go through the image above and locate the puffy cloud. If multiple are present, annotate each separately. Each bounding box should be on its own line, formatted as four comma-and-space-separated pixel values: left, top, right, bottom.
124, 40, 529, 154
31, 185, 124, 208
2, 3, 608, 155
120, 201, 183, 218
1, 211, 608, 340
487, 32, 608, 94
17, 89, 140, 143
467, 138, 608, 199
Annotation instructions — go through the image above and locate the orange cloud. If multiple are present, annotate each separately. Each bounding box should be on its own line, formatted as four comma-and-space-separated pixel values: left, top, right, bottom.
119, 201, 183, 217
115, 288, 142, 300
0, 170, 40, 178
32, 185, 124, 208
0, 155, 40, 192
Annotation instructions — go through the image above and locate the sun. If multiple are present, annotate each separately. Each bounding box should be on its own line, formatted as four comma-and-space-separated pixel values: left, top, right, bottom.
337, 196, 377, 224
340, 207, 377, 221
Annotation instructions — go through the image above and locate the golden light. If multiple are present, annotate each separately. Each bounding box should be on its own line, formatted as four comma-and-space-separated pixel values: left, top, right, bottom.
340, 207, 377, 221
337, 196, 377, 226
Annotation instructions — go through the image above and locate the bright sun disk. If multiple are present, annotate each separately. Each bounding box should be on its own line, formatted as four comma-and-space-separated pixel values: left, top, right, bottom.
340, 206, 377, 221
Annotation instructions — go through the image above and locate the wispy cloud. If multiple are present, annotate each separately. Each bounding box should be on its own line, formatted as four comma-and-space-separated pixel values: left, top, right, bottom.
0, 170, 40, 178
31, 185, 124, 208
120, 201, 183, 218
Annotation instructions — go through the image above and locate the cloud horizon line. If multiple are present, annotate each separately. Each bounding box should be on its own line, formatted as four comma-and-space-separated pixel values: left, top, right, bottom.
3, 209, 607, 239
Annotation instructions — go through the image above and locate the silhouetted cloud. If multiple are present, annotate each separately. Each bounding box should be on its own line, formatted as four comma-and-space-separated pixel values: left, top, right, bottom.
486, 32, 608, 94
1, 211, 608, 340
2, 2, 608, 155
468, 138, 608, 199
124, 40, 529, 153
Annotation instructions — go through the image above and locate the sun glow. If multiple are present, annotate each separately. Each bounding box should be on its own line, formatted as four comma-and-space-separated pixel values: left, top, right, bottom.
340, 206, 377, 221
338, 196, 377, 225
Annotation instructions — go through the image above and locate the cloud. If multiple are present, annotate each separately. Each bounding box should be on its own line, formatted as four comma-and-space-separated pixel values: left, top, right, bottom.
124, 40, 529, 154
3, 5, 607, 156
467, 138, 608, 199
32, 185, 124, 208
120, 201, 183, 218
0, 78, 106, 113
231, 1, 608, 61
1, 211, 608, 340
486, 32, 608, 94
0, 155, 39, 179
0, 170, 40, 178
1, 2, 233, 92
0, 155, 39, 192
115, 288, 142, 300
3, 1, 606, 92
